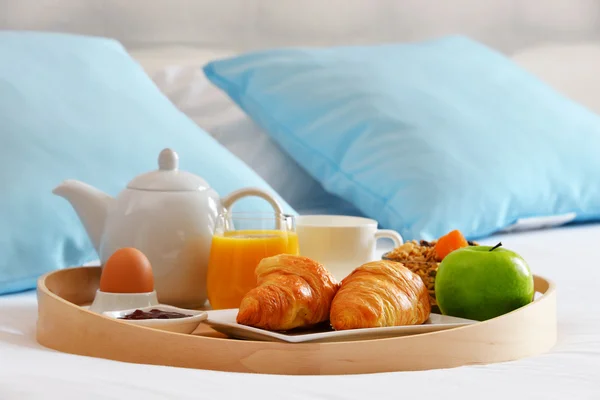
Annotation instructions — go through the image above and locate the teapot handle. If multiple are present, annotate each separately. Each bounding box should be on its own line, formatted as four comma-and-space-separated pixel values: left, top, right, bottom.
221, 188, 284, 216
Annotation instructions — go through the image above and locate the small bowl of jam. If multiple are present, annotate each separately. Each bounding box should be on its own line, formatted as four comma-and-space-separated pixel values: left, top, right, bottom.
103, 305, 208, 334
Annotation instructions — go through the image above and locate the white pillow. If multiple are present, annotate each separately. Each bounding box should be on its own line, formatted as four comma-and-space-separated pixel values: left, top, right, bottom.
511, 43, 600, 115
150, 64, 362, 215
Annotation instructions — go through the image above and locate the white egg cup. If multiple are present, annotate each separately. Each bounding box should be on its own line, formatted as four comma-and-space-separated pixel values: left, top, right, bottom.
89, 290, 159, 314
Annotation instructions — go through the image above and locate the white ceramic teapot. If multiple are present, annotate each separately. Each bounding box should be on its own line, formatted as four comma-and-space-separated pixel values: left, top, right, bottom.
53, 148, 283, 308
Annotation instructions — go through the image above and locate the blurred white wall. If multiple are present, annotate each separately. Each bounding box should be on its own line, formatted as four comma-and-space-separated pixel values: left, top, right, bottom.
1, 0, 599, 54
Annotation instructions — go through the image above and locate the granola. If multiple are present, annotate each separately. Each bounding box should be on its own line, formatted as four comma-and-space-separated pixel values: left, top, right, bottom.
383, 239, 478, 309
383, 240, 440, 307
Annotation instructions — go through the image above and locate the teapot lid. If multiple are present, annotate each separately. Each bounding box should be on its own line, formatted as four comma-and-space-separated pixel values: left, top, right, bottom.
127, 149, 210, 191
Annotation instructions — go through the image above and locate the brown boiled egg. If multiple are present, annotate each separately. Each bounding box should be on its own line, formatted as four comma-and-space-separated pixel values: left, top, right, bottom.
99, 247, 154, 293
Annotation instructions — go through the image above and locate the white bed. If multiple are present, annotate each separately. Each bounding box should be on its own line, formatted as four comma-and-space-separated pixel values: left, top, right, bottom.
2, 1, 600, 399
1, 224, 599, 399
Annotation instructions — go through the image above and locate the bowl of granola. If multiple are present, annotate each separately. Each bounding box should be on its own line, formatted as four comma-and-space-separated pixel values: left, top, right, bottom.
382, 233, 478, 313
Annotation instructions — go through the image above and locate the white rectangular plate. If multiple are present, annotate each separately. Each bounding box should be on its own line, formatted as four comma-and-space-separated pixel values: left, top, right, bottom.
204, 309, 476, 343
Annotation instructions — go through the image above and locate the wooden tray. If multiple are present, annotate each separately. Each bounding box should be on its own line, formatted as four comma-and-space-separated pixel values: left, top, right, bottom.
36, 266, 557, 375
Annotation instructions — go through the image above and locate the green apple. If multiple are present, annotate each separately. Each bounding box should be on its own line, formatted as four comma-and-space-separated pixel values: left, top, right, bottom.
435, 243, 534, 321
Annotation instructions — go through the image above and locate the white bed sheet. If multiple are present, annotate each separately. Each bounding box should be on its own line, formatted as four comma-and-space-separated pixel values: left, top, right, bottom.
1, 223, 599, 399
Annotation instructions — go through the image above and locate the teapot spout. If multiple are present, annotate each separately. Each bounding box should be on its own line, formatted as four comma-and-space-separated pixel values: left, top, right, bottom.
53, 179, 113, 253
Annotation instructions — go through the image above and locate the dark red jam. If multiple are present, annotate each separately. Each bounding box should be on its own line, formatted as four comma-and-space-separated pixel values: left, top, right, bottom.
119, 309, 192, 320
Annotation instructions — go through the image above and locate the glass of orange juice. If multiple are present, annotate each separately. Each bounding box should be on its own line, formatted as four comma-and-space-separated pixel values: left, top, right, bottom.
206, 212, 299, 310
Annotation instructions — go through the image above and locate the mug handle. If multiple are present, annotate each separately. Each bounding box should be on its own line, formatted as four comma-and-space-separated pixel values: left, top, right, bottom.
374, 229, 403, 247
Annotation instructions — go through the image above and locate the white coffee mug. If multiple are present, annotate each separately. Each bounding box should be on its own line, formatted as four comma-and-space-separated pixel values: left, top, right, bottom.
295, 215, 403, 282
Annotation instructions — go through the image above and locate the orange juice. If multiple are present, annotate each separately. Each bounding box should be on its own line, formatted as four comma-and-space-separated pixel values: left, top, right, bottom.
206, 230, 299, 310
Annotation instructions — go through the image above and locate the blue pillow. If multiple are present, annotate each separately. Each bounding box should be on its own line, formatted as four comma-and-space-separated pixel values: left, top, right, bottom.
204, 35, 600, 241
0, 32, 294, 295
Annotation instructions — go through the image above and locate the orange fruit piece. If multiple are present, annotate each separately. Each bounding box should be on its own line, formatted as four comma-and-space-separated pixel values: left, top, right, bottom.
434, 230, 469, 261
99, 247, 154, 293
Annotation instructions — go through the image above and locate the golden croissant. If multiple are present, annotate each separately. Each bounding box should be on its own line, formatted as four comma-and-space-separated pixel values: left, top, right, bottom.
236, 254, 339, 331
330, 260, 430, 330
